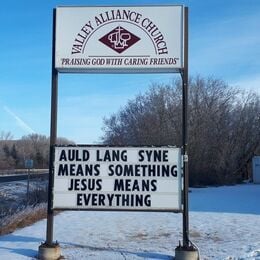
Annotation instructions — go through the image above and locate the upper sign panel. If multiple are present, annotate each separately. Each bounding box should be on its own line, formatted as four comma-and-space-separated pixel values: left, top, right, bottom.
55, 6, 184, 73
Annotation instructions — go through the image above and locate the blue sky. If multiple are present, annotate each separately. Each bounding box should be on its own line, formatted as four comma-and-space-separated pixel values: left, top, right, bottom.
0, 0, 259, 143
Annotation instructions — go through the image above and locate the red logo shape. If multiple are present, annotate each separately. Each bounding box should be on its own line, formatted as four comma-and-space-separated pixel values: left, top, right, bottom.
99, 26, 140, 54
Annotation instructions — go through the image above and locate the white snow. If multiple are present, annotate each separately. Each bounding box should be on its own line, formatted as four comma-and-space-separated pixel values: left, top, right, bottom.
0, 184, 260, 259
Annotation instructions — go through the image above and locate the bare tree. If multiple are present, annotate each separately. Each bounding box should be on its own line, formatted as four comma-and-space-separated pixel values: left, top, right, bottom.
0, 133, 75, 170
0, 131, 13, 141
102, 76, 260, 186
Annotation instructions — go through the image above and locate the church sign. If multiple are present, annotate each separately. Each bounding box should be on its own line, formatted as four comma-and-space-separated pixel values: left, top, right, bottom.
55, 6, 184, 73
53, 146, 182, 211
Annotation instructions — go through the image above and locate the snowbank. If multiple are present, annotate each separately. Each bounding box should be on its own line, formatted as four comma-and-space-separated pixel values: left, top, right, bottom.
0, 184, 259, 259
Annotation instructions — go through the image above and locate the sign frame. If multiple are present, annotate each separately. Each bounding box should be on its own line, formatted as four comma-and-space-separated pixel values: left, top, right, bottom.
52, 145, 182, 212
44, 5, 190, 251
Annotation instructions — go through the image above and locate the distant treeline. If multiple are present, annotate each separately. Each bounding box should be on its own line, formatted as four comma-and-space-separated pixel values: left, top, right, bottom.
0, 132, 74, 170
1, 75, 260, 186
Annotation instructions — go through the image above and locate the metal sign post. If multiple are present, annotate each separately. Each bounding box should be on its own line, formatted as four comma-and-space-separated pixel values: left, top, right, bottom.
46, 8, 58, 246
38, 9, 61, 260
26, 168, 30, 205
175, 7, 199, 259
182, 6, 189, 249
25, 159, 34, 205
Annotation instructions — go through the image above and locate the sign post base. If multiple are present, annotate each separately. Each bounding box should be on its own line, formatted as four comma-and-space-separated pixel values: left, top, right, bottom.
175, 246, 199, 260
38, 242, 61, 260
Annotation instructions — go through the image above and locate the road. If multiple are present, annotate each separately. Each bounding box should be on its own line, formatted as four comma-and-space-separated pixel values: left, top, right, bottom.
0, 172, 48, 183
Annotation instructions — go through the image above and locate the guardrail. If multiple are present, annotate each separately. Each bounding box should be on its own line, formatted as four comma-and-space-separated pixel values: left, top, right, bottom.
0, 169, 48, 176
0, 172, 48, 183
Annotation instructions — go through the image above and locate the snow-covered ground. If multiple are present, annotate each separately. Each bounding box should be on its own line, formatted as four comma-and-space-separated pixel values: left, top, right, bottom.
0, 184, 260, 259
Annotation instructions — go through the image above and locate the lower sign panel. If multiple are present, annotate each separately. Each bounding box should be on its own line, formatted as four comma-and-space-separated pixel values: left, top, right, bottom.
53, 146, 182, 212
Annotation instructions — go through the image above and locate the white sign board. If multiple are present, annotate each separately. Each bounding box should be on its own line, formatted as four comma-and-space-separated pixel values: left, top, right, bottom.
53, 146, 182, 211
55, 6, 184, 73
